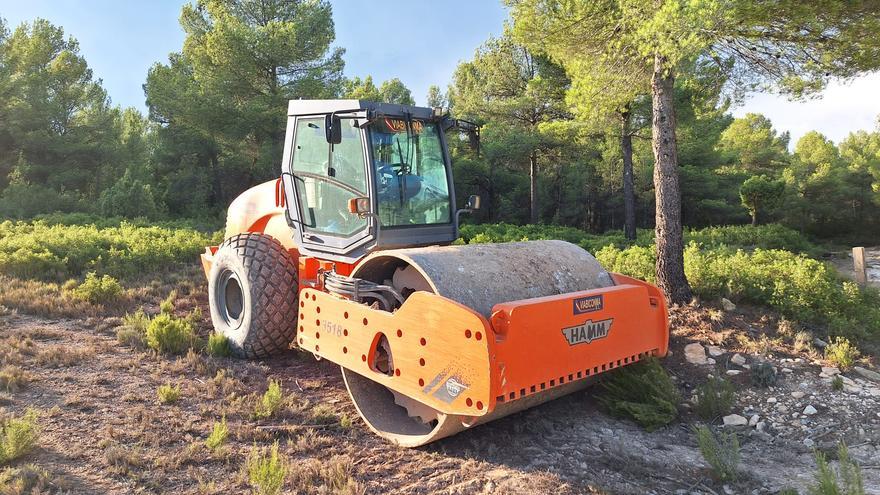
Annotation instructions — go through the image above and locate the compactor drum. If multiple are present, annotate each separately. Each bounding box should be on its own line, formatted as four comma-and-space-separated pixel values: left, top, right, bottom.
202, 100, 669, 446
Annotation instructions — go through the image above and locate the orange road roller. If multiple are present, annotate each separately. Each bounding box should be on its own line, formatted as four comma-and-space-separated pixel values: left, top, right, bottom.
201, 99, 669, 447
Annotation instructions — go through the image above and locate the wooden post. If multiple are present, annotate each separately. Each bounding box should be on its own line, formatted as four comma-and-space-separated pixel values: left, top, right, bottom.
853, 247, 867, 287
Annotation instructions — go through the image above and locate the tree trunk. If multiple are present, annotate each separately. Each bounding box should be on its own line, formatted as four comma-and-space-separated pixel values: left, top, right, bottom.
751, 209, 758, 226
621, 109, 636, 241
529, 152, 538, 224
651, 54, 692, 304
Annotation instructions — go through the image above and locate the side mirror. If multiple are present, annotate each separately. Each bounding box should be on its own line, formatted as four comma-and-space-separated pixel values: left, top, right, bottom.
347, 197, 371, 215
325, 114, 342, 144
466, 195, 481, 210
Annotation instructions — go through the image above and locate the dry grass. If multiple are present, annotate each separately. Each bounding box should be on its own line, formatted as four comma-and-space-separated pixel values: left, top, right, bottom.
34, 345, 93, 368
0, 463, 65, 494
102, 442, 144, 475
287, 455, 365, 495
0, 276, 105, 318
0, 366, 29, 393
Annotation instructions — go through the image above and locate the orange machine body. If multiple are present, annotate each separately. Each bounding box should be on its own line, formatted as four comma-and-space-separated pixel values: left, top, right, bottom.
295, 273, 668, 419
200, 178, 669, 420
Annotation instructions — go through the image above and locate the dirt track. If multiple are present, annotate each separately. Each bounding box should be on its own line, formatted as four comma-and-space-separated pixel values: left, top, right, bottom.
3, 297, 879, 494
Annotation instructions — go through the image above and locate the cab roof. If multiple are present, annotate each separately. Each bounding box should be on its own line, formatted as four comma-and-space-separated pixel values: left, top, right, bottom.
287, 99, 436, 120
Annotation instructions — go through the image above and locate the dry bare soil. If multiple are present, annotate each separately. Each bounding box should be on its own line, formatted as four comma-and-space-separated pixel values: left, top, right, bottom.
1, 269, 879, 494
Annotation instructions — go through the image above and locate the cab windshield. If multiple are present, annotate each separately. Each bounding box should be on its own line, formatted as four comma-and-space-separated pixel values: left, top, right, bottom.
370, 118, 451, 226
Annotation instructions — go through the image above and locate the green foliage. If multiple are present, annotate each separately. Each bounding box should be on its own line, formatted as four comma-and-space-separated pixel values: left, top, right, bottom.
254, 380, 284, 419
246, 441, 288, 495
206, 332, 232, 358
157, 383, 181, 404
751, 362, 778, 388
159, 291, 176, 315
809, 443, 864, 495
117, 310, 150, 348
598, 358, 680, 431
831, 375, 844, 392
98, 170, 161, 219
694, 377, 735, 420
146, 313, 197, 355
740, 175, 785, 225
599, 243, 880, 344
68, 272, 124, 304
825, 337, 860, 370
205, 416, 228, 451
0, 220, 220, 282
0, 409, 40, 465
695, 425, 740, 482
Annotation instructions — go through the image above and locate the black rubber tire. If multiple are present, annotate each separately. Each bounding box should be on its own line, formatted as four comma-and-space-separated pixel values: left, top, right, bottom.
208, 233, 298, 359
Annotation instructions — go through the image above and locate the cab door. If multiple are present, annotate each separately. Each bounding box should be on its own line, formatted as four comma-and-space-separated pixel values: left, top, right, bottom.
285, 115, 375, 256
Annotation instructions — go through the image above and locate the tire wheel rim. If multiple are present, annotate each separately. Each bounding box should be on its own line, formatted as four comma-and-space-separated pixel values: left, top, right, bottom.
217, 269, 244, 327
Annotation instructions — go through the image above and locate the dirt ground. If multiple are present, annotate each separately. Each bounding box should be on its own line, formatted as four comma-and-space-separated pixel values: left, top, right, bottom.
2, 271, 880, 494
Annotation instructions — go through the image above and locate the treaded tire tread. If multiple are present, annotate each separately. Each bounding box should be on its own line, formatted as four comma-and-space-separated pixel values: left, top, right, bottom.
209, 233, 298, 359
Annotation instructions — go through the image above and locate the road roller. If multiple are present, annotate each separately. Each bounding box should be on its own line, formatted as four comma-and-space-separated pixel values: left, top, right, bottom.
201, 99, 669, 447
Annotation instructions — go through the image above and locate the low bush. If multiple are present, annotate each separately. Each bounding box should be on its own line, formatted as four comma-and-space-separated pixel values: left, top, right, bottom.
693, 377, 735, 420
146, 313, 197, 355
206, 333, 231, 357
751, 362, 778, 388
597, 358, 680, 431
0, 219, 221, 282
205, 416, 228, 451
246, 441, 288, 495
458, 223, 815, 253
0, 366, 28, 393
809, 442, 864, 495
157, 383, 181, 404
0, 409, 40, 464
254, 380, 284, 419
68, 272, 124, 304
831, 375, 844, 391
0, 463, 54, 493
597, 244, 880, 344
117, 310, 150, 348
695, 425, 740, 482
288, 455, 364, 494
825, 337, 860, 370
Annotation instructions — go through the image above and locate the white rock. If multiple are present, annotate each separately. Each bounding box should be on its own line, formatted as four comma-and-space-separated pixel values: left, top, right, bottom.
854, 366, 880, 382
791, 391, 805, 399
756, 421, 767, 432
721, 298, 736, 311
707, 345, 725, 357
684, 343, 708, 365
749, 414, 760, 426
843, 384, 862, 394
707, 358, 716, 365
804, 438, 815, 448
725, 370, 742, 376
766, 397, 777, 404
803, 405, 818, 416
782, 368, 793, 374
820, 366, 840, 377
723, 414, 748, 426
731, 353, 747, 366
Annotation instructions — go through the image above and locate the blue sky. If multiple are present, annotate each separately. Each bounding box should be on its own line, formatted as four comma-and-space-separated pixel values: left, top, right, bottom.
1, 0, 877, 147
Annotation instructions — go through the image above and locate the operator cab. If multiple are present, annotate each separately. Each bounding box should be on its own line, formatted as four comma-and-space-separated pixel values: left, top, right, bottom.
281, 99, 477, 264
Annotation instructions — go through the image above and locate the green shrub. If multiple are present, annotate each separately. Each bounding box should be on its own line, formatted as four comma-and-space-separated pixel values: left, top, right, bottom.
68, 272, 124, 304
598, 358, 680, 431
686, 224, 816, 254
157, 383, 181, 404
0, 409, 40, 464
205, 416, 228, 451
246, 441, 287, 495
831, 375, 844, 391
206, 333, 231, 357
694, 377, 735, 420
0, 366, 28, 393
825, 337, 860, 370
255, 380, 285, 419
695, 425, 740, 482
809, 443, 864, 495
0, 219, 221, 282
751, 362, 778, 388
146, 313, 196, 355
159, 291, 176, 315
98, 170, 161, 219
117, 310, 150, 348
598, 243, 880, 344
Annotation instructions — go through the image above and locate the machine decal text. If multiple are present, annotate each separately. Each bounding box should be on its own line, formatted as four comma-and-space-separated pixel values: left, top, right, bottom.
561, 319, 613, 346
573, 295, 603, 314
